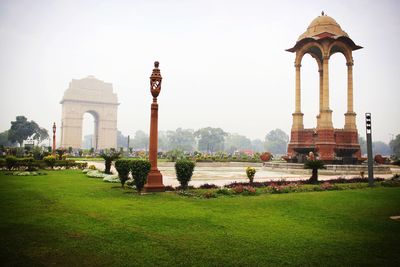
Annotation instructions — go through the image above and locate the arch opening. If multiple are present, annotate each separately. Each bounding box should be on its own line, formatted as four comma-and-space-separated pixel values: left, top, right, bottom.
301, 53, 320, 129
82, 111, 99, 149
329, 53, 347, 129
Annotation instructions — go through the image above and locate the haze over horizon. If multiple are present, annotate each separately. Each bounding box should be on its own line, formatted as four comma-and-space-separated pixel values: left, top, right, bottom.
1, 0, 399, 144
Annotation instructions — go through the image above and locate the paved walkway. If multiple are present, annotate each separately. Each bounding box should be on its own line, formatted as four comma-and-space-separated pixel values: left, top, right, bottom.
85, 161, 398, 187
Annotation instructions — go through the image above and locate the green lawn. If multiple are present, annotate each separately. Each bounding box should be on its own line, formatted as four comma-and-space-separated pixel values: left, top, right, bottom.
0, 170, 399, 266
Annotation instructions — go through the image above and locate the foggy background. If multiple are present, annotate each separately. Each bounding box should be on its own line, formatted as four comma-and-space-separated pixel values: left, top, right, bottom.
0, 0, 399, 144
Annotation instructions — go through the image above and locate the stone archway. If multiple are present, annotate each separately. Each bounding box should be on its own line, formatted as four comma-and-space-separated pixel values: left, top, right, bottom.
60, 76, 119, 149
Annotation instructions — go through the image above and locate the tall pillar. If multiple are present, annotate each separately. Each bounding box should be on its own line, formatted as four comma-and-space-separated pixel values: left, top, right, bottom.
317, 68, 323, 128
292, 63, 304, 130
144, 61, 165, 192
319, 56, 333, 129
344, 61, 356, 130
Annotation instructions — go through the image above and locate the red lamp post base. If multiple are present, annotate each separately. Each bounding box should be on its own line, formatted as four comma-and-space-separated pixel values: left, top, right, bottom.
144, 169, 165, 192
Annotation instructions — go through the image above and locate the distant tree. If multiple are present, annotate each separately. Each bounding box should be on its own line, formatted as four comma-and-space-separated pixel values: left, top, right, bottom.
8, 116, 48, 147
224, 134, 252, 154
372, 141, 391, 156
117, 131, 128, 149
158, 131, 169, 151
195, 127, 227, 153
251, 139, 264, 153
167, 128, 196, 152
0, 130, 13, 146
389, 134, 400, 157
264, 129, 289, 155
358, 136, 367, 155
131, 130, 149, 151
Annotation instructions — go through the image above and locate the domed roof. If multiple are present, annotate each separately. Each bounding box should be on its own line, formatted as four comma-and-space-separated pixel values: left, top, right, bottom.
297, 12, 349, 41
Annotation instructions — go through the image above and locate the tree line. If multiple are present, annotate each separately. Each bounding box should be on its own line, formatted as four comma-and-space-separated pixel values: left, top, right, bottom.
114, 127, 291, 155
1, 116, 400, 157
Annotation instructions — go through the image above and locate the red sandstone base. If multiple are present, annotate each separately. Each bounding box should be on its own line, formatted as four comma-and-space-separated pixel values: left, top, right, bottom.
287, 128, 361, 163
144, 170, 165, 192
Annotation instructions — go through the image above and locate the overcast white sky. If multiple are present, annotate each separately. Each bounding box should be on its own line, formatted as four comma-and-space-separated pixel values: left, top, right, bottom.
0, 0, 399, 143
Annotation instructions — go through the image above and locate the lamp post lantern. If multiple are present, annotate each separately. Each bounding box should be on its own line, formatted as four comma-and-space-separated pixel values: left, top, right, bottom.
144, 61, 165, 192
52, 122, 56, 157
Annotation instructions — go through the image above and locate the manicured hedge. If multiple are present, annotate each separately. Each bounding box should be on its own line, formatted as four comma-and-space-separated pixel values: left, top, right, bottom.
115, 159, 131, 187
175, 159, 195, 190
129, 159, 151, 193
0, 157, 87, 170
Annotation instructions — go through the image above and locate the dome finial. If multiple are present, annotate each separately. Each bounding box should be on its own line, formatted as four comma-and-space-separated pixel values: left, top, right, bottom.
321, 11, 325, 16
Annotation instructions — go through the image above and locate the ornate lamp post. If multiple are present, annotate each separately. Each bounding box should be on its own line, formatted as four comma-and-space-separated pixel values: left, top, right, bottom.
144, 61, 165, 192
52, 122, 56, 157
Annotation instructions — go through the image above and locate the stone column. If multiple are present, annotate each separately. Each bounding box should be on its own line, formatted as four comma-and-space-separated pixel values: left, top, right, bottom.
317, 69, 323, 128
319, 56, 333, 129
344, 61, 356, 130
319, 69, 323, 112
295, 63, 301, 113
292, 63, 304, 130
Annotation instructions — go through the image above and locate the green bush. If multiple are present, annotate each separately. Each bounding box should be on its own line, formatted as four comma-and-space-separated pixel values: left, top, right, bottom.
100, 150, 120, 174
43, 155, 56, 168
5, 156, 17, 170
304, 160, 326, 184
115, 159, 131, 187
216, 188, 233, 196
18, 157, 36, 171
246, 167, 256, 185
175, 159, 195, 190
129, 159, 151, 194
202, 191, 217, 199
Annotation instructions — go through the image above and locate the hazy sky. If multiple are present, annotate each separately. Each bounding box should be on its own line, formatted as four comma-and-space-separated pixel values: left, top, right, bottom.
0, 0, 399, 143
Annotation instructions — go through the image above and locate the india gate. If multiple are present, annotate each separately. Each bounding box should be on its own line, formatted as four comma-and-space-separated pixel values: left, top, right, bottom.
60, 76, 118, 149
286, 12, 362, 163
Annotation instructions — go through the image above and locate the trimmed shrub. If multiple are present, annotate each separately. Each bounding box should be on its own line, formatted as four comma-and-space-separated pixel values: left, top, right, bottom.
129, 159, 151, 194
175, 159, 195, 190
115, 159, 131, 187
246, 167, 256, 185
43, 155, 56, 169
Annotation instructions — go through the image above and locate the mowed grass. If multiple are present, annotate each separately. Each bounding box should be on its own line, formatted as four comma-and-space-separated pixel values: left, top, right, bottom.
0, 170, 399, 266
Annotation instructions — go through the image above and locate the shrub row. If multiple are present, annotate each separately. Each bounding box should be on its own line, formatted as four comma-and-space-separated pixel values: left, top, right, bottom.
115, 159, 151, 193
225, 177, 385, 188
176, 181, 390, 199
0, 156, 87, 170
